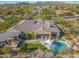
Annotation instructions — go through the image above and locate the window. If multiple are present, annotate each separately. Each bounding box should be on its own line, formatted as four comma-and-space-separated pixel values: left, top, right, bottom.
50, 25, 55, 28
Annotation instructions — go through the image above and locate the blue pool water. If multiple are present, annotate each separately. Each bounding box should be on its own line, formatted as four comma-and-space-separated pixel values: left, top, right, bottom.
51, 41, 69, 54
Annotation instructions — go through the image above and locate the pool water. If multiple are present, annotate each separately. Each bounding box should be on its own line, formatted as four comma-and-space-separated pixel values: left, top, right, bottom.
51, 41, 69, 54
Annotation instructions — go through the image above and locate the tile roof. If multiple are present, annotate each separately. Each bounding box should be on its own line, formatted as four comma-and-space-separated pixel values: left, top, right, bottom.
0, 32, 21, 42
14, 19, 60, 33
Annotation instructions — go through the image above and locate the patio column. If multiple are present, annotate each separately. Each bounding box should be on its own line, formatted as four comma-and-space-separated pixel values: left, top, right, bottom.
45, 36, 47, 39
42, 36, 44, 39
57, 33, 59, 38
49, 34, 51, 39
35, 33, 36, 40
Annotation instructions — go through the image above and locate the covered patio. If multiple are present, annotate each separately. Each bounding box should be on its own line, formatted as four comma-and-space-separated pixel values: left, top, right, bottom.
35, 30, 51, 40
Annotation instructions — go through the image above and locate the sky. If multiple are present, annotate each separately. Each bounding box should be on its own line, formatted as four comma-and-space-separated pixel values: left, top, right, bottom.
0, 1, 79, 4
65, 1, 79, 4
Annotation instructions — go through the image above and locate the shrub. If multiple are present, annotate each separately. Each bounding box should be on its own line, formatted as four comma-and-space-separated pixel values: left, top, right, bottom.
2, 46, 12, 54
20, 44, 28, 52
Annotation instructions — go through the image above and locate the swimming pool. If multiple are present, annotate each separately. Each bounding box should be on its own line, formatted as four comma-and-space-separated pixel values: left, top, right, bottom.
51, 41, 69, 54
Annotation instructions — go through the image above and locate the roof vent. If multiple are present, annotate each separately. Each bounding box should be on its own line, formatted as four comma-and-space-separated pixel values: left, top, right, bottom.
50, 24, 55, 28
34, 21, 39, 24
27, 16, 33, 20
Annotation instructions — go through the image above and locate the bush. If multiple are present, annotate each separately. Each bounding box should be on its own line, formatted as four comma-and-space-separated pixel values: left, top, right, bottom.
2, 46, 12, 54
64, 32, 70, 36
0, 48, 4, 54
70, 27, 79, 35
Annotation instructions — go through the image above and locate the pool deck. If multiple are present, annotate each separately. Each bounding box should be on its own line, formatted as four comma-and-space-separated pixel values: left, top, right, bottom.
39, 40, 54, 50
24, 39, 70, 51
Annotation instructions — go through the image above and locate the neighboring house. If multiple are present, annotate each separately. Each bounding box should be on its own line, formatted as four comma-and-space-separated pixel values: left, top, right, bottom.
0, 18, 5, 23
37, 6, 49, 13
0, 31, 24, 48
14, 19, 61, 40
35, 6, 47, 13
55, 10, 70, 15
41, 6, 49, 10
31, 10, 38, 14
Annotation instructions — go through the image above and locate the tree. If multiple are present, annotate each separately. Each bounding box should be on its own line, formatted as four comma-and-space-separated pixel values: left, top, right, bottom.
31, 33, 36, 39
25, 32, 36, 39
25, 32, 31, 39
20, 44, 27, 52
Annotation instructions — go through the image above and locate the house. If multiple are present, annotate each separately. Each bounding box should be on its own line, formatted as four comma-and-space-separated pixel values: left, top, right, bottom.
0, 31, 24, 48
14, 19, 61, 40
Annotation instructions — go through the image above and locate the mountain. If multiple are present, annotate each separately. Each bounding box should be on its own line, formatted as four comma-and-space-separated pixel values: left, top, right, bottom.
32, 1, 71, 6
0, 1, 78, 6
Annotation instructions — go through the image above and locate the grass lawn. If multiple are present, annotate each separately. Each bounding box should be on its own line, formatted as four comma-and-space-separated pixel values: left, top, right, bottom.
27, 43, 47, 50
20, 43, 48, 51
